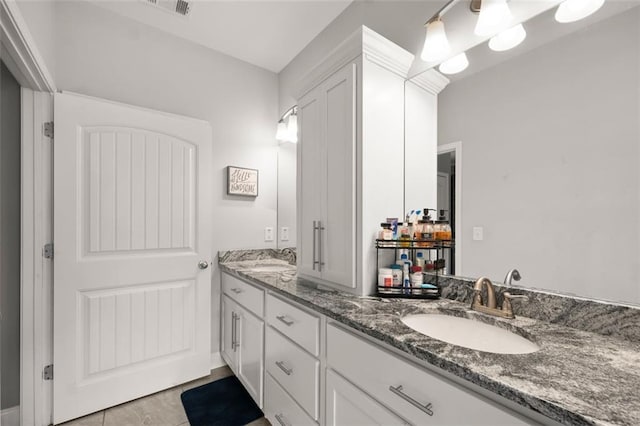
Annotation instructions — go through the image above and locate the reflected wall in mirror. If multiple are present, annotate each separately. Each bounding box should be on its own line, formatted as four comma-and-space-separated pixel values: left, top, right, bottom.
427, 2, 639, 305
277, 141, 297, 249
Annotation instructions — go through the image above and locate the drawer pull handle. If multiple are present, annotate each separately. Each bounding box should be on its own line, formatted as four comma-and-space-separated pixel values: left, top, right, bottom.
275, 413, 289, 426
276, 315, 294, 326
231, 288, 243, 294
389, 385, 433, 416
275, 361, 293, 376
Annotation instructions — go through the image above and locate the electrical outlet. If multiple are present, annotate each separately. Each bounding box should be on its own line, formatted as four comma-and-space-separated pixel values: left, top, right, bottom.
473, 227, 484, 241
280, 227, 290, 241
264, 227, 274, 242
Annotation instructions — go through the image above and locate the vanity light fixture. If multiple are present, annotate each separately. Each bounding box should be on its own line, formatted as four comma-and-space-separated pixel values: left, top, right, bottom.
420, 0, 460, 62
276, 106, 298, 143
555, 0, 605, 23
438, 52, 469, 75
474, 0, 513, 37
488, 23, 526, 51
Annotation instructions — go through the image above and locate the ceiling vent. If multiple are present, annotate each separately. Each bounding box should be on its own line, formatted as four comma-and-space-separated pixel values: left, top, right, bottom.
142, 0, 191, 17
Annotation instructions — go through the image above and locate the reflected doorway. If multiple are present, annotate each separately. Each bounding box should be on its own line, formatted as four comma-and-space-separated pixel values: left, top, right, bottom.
437, 142, 462, 276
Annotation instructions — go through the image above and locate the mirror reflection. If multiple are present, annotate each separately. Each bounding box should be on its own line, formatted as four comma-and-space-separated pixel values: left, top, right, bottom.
417, 1, 639, 305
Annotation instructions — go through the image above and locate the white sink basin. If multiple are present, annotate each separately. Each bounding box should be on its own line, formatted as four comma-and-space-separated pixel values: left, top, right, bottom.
401, 314, 540, 354
249, 264, 294, 273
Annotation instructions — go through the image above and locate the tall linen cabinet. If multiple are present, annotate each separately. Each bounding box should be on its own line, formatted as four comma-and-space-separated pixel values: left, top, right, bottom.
296, 26, 447, 295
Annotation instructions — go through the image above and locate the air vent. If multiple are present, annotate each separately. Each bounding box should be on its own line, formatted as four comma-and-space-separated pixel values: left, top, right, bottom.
142, 0, 191, 17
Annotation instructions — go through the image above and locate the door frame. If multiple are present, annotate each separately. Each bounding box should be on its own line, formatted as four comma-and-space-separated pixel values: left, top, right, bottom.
438, 142, 462, 275
1, 0, 56, 424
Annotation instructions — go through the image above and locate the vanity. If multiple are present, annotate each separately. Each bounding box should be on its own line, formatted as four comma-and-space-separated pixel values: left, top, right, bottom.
218, 250, 640, 426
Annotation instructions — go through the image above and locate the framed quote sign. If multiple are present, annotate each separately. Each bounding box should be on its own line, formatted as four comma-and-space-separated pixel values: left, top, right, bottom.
227, 166, 258, 197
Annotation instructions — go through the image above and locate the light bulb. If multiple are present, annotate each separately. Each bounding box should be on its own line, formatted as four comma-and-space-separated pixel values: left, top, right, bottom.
421, 19, 451, 62
489, 23, 526, 51
475, 0, 513, 37
555, 0, 605, 23
286, 113, 298, 143
276, 120, 288, 141
438, 52, 469, 75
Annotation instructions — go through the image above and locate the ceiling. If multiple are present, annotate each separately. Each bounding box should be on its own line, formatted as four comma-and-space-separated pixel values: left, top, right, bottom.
88, 0, 353, 73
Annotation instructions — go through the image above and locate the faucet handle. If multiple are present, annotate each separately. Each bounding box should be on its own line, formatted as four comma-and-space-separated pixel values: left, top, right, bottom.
502, 292, 528, 318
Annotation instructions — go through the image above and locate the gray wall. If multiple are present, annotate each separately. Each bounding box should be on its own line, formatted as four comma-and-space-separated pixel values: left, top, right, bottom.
438, 9, 640, 304
1, 61, 21, 409
18, 1, 280, 357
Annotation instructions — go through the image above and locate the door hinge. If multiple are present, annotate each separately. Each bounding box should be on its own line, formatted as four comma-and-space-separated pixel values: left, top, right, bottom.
43, 364, 53, 380
43, 121, 54, 139
43, 243, 53, 259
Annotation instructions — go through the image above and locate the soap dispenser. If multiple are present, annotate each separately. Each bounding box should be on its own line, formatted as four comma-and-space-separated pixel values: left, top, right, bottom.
435, 209, 452, 242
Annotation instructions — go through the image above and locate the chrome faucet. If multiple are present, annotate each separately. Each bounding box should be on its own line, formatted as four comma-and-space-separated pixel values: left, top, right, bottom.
470, 277, 527, 319
504, 268, 522, 286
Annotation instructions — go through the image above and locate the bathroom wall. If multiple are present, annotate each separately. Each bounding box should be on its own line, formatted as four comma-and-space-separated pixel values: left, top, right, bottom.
1, 61, 22, 410
18, 1, 280, 358
438, 9, 640, 304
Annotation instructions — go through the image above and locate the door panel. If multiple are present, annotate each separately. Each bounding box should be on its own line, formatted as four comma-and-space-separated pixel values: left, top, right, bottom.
53, 92, 212, 423
221, 295, 237, 373
297, 88, 323, 278
236, 307, 264, 408
322, 64, 356, 287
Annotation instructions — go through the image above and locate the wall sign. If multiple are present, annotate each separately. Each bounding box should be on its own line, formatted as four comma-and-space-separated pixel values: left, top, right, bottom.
227, 166, 258, 197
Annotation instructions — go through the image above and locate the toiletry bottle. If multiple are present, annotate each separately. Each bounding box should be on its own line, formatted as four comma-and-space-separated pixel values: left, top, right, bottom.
421, 209, 436, 248
397, 253, 412, 268
410, 266, 423, 294
415, 251, 425, 268
398, 222, 411, 247
378, 223, 393, 246
390, 264, 403, 291
435, 210, 452, 242
402, 263, 411, 295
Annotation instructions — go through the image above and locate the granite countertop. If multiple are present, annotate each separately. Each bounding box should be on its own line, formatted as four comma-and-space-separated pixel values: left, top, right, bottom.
218, 256, 640, 426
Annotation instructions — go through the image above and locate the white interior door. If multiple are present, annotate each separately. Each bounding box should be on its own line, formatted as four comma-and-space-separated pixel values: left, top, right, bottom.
53, 92, 212, 424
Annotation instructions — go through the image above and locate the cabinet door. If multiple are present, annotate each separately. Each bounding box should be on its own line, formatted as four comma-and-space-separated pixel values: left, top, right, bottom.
221, 295, 238, 373
297, 85, 324, 279
236, 306, 264, 408
326, 369, 407, 426
321, 63, 357, 288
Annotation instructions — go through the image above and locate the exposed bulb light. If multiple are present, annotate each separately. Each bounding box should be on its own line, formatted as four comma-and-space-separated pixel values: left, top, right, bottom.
474, 0, 513, 37
438, 52, 469, 75
421, 18, 451, 62
489, 23, 526, 51
555, 0, 605, 23
286, 113, 298, 143
276, 120, 289, 141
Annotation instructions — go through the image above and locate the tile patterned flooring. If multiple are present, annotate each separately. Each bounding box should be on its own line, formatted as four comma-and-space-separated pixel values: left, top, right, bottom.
59, 366, 271, 426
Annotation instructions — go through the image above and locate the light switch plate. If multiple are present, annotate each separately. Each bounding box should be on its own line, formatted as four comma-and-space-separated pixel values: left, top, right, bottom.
264, 227, 274, 242
280, 227, 289, 241
473, 227, 484, 241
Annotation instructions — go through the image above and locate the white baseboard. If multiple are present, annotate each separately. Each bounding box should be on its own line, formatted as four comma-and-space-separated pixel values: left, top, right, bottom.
210, 352, 226, 370
1, 405, 20, 426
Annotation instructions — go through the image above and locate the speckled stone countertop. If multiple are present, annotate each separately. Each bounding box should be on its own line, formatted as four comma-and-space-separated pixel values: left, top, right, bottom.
219, 253, 640, 426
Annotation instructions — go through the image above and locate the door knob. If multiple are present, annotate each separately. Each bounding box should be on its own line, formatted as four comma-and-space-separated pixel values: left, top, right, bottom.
198, 261, 209, 270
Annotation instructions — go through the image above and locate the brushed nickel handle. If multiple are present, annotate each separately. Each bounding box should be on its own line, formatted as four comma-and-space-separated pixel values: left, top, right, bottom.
233, 313, 240, 350
389, 385, 433, 416
312, 221, 319, 270
276, 315, 294, 326
230, 288, 243, 294
231, 312, 237, 351
318, 221, 325, 272
274, 413, 289, 426
198, 260, 209, 270
275, 361, 293, 376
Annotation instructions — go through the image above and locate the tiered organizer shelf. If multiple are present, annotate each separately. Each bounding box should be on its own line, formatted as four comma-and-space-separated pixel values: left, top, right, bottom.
375, 239, 454, 299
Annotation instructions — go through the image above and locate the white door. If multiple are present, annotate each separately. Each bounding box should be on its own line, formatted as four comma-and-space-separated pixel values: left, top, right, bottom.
53, 92, 212, 423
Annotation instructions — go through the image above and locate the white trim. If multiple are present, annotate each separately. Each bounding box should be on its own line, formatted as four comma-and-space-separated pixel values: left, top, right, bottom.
20, 89, 54, 426
294, 26, 414, 99
1, 406, 20, 426
438, 141, 462, 276
210, 352, 226, 370
0, 0, 55, 92
410, 69, 450, 95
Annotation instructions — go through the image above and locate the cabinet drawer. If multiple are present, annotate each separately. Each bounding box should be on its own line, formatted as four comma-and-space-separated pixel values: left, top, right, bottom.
266, 327, 319, 420
266, 293, 320, 356
264, 372, 316, 426
327, 324, 532, 426
222, 273, 264, 316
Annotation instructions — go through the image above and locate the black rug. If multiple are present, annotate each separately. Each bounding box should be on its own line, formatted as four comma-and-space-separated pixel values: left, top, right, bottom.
181, 376, 263, 426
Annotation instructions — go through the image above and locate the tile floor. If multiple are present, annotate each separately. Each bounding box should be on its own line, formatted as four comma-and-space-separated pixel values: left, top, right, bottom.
59, 366, 271, 426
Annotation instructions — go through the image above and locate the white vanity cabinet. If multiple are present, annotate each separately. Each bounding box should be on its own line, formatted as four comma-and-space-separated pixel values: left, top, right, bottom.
296, 26, 448, 295
326, 323, 537, 426
220, 274, 264, 408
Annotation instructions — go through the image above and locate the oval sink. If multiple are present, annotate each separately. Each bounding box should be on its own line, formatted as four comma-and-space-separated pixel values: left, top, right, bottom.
249, 265, 294, 273
401, 314, 540, 354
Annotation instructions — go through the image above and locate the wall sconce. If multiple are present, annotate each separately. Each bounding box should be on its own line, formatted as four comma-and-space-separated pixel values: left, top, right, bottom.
276, 106, 298, 143
555, 0, 605, 23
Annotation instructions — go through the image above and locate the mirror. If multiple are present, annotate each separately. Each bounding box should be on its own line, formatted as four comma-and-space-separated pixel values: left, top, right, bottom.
408, 1, 640, 305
